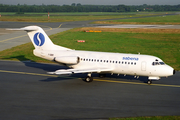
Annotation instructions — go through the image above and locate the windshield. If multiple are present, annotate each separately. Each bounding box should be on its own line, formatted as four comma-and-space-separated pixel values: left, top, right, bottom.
152, 62, 165, 66
159, 62, 165, 65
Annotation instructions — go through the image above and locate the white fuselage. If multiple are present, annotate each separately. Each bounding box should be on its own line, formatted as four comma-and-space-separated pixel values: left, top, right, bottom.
34, 49, 174, 79
9, 25, 175, 83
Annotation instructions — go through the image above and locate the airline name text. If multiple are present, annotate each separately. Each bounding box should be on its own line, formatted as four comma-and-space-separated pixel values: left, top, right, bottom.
123, 57, 139, 61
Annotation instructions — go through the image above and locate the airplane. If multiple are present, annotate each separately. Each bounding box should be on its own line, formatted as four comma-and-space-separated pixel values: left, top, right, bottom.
8, 26, 175, 84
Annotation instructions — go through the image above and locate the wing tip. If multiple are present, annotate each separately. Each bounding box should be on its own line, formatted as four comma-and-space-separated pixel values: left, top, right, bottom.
47, 72, 55, 74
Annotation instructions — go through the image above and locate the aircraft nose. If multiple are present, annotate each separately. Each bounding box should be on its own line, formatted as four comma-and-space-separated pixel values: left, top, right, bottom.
173, 69, 176, 75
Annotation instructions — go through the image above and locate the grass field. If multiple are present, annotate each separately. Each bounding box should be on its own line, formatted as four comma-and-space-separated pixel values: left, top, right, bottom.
0, 15, 150, 22
0, 12, 175, 15
0, 12, 168, 22
94, 14, 180, 25
0, 12, 140, 15
0, 28, 179, 70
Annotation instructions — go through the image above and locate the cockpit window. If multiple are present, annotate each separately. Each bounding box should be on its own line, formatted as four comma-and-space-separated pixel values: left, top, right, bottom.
152, 62, 165, 66
159, 62, 165, 65
152, 62, 159, 65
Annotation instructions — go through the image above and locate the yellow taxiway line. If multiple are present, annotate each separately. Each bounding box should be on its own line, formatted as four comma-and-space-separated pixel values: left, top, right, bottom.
0, 69, 180, 88
0, 70, 57, 77
0, 34, 27, 43
58, 24, 62, 28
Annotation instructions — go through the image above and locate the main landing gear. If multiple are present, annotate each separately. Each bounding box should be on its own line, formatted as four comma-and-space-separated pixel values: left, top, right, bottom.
85, 73, 93, 82
147, 80, 152, 85
85, 73, 107, 82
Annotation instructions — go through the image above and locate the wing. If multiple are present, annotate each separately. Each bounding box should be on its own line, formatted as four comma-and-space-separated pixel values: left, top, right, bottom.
48, 67, 113, 75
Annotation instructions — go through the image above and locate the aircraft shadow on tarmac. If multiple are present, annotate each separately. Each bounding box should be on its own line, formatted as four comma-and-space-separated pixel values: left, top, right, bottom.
40, 73, 149, 83
6, 55, 149, 83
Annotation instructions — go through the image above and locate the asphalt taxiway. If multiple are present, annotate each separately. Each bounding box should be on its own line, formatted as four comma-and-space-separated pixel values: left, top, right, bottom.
0, 60, 180, 119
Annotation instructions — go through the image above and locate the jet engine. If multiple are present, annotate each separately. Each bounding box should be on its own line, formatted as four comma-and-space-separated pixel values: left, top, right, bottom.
55, 56, 80, 64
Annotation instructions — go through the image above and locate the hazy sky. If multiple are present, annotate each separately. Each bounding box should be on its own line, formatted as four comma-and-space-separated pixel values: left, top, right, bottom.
1, 0, 179, 5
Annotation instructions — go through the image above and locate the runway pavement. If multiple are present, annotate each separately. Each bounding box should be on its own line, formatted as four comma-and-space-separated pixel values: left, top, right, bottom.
0, 60, 180, 119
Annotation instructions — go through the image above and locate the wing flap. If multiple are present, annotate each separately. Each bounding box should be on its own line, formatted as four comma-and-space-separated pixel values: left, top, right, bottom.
48, 67, 113, 75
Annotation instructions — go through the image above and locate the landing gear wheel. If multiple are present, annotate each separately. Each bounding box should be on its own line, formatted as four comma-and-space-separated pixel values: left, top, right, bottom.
85, 76, 93, 83
147, 80, 152, 85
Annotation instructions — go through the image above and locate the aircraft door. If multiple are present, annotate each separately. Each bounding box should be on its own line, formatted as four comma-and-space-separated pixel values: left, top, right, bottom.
141, 61, 146, 71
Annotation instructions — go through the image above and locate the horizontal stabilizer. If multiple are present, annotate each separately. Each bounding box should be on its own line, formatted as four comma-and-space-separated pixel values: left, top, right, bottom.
7, 26, 39, 31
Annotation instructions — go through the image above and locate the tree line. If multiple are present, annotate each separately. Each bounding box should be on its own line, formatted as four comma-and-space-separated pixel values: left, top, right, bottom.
0, 3, 180, 13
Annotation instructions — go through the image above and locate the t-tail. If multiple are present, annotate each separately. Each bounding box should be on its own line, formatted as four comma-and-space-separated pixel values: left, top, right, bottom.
8, 26, 72, 61
8, 26, 71, 51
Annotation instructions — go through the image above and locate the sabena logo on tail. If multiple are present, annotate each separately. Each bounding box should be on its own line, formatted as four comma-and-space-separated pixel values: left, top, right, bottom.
33, 32, 45, 46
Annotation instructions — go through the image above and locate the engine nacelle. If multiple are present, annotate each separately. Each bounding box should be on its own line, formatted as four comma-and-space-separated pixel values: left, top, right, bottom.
55, 56, 80, 65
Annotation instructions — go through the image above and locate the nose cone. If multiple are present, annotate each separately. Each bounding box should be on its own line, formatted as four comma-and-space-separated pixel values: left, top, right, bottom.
160, 65, 175, 77
168, 67, 175, 76
167, 66, 175, 76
